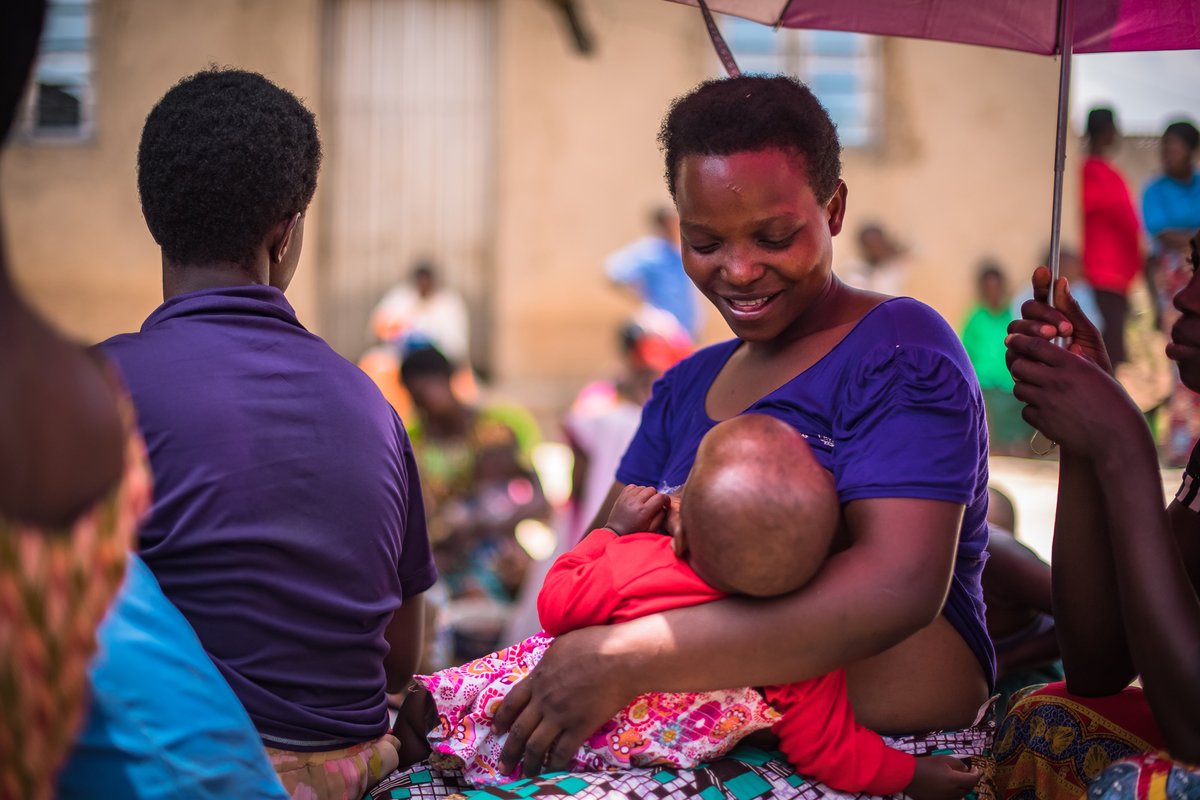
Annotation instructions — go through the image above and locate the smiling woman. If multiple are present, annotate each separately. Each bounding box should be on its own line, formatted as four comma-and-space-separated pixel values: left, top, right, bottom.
371, 75, 997, 800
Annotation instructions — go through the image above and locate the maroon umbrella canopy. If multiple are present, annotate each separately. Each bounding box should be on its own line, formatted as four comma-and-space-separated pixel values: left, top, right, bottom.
669, 0, 1200, 54
667, 0, 1200, 288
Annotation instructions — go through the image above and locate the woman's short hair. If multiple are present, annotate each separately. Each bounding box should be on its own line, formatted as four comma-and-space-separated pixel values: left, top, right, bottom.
1165, 120, 1200, 153
137, 68, 322, 268
658, 75, 842, 203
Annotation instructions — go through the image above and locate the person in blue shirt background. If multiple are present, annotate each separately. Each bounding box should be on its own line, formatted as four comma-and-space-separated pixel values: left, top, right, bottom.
1144, 120, 1200, 464
605, 207, 701, 341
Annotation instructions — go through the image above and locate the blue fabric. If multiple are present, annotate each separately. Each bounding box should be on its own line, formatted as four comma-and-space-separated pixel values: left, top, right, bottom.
1142, 170, 1200, 242
57, 555, 288, 799
605, 236, 700, 338
101, 286, 437, 750
616, 297, 995, 688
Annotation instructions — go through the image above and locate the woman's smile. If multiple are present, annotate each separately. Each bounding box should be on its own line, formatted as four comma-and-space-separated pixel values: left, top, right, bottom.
722, 292, 781, 319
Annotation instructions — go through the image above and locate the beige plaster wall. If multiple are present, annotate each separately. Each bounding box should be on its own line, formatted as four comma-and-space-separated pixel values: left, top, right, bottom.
489, 0, 713, 412
487, 1, 1122, 416
1, 0, 324, 345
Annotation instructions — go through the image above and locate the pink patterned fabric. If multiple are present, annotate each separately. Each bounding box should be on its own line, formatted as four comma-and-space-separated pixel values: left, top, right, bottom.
415, 633, 781, 785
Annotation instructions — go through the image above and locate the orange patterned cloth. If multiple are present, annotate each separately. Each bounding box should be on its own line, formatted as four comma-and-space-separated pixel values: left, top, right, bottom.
0, 383, 151, 800
266, 734, 401, 800
994, 682, 1167, 800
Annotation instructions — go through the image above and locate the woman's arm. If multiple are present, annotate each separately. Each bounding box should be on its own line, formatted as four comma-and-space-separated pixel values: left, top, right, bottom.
1051, 452, 1136, 694
1098, 434, 1200, 762
1008, 331, 1200, 760
493, 497, 964, 775
383, 594, 425, 693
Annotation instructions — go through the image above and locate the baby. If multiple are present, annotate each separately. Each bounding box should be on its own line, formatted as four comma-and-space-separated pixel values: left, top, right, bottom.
397, 414, 979, 798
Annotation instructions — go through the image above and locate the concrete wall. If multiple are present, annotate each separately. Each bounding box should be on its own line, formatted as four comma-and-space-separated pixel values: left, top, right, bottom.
1, 0, 324, 344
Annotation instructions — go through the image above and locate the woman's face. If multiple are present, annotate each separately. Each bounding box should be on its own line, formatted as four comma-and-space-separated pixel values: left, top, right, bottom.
1169, 234, 1200, 391
674, 149, 846, 343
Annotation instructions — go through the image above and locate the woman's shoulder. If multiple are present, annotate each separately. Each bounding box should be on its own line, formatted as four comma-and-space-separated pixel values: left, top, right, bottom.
847, 297, 971, 361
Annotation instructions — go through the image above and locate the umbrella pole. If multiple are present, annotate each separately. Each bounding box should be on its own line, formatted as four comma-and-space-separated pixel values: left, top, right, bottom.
1031, 0, 1078, 456
1048, 0, 1076, 292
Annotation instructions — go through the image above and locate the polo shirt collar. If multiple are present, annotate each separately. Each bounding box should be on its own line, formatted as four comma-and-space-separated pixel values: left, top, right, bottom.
141, 285, 305, 333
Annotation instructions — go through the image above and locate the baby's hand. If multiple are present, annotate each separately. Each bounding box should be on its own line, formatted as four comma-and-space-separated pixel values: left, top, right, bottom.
605, 485, 670, 536
906, 754, 980, 800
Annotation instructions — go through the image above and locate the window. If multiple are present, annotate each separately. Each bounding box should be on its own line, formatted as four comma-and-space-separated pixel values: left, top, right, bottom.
18, 0, 95, 142
720, 18, 881, 148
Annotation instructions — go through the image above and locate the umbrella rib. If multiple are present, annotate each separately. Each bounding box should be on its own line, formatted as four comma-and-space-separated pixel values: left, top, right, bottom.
775, 0, 797, 30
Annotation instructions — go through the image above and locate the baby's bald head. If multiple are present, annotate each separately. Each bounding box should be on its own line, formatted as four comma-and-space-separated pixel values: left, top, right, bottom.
680, 414, 838, 597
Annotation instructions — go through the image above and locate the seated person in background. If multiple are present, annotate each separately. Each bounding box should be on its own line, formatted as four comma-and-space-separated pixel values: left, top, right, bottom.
396, 415, 980, 799
981, 488, 1061, 712
99, 68, 435, 800
400, 346, 548, 666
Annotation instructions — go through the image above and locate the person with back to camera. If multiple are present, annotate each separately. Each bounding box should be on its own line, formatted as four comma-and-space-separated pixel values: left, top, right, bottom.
995, 238, 1200, 800
373, 74, 996, 800
389, 415, 979, 800
98, 69, 436, 800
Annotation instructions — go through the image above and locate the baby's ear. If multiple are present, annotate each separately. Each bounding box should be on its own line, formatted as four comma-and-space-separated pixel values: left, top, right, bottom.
672, 523, 688, 557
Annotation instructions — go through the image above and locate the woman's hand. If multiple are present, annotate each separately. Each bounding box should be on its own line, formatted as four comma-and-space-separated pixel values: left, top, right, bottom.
493, 626, 641, 776
1007, 266, 1112, 374
1006, 332, 1141, 456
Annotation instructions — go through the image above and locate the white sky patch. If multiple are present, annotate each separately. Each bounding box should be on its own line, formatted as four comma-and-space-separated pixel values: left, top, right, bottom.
1072, 50, 1200, 136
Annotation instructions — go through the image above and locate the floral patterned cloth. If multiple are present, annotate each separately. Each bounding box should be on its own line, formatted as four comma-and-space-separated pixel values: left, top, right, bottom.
415, 633, 781, 785
0, 378, 151, 800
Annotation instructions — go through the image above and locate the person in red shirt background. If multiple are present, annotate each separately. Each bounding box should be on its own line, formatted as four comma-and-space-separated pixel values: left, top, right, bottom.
1082, 107, 1143, 366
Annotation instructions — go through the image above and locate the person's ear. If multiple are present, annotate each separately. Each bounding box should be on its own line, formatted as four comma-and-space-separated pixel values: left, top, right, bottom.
672, 521, 688, 558
825, 180, 848, 236
269, 213, 302, 265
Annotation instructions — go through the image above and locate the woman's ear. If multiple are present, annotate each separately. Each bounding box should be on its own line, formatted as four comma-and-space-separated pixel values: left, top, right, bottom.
825, 180, 848, 237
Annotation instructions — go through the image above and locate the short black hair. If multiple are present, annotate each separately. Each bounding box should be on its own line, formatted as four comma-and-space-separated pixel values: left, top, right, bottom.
1, 0, 46, 144
658, 75, 842, 203
978, 260, 1005, 284
137, 68, 322, 267
1086, 107, 1116, 141
400, 346, 453, 387
1165, 120, 1200, 153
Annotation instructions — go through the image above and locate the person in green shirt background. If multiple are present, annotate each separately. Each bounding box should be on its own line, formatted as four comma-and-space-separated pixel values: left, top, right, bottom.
961, 262, 1032, 456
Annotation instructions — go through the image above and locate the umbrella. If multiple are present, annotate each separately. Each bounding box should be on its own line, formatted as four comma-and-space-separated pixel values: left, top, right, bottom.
669, 0, 1200, 287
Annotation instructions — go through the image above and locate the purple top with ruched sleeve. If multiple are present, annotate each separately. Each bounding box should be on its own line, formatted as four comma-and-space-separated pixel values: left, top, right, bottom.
617, 297, 995, 688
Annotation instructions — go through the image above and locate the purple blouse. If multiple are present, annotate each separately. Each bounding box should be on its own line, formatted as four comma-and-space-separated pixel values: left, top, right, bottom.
617, 297, 995, 688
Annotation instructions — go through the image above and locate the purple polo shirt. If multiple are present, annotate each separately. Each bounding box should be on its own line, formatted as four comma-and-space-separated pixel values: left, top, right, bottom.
101, 285, 437, 751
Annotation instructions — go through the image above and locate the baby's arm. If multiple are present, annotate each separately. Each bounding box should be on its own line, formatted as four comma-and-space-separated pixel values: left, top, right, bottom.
537, 528, 624, 637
